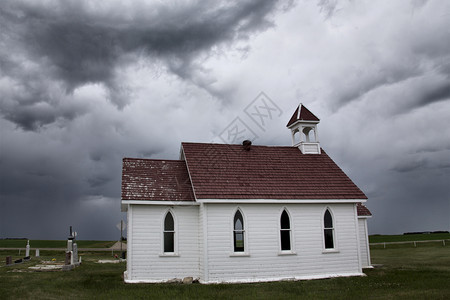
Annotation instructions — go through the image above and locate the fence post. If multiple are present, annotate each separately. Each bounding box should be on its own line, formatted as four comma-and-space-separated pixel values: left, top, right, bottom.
414, 241, 416, 247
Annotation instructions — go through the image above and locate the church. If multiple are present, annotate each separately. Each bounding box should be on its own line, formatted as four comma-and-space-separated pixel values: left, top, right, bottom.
121, 104, 372, 283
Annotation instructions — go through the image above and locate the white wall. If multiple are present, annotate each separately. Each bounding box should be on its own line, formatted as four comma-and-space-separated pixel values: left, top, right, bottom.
203, 203, 362, 283
126, 202, 363, 283
198, 203, 205, 280
126, 204, 200, 282
358, 218, 371, 268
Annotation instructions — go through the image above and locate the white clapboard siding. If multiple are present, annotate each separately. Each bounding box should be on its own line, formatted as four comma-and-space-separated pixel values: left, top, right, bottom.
358, 218, 371, 268
204, 203, 362, 283
126, 204, 200, 282
198, 203, 205, 280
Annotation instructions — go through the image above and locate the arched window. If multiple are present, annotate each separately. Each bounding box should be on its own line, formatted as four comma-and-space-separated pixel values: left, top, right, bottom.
164, 211, 175, 253
324, 209, 334, 249
233, 210, 245, 252
280, 210, 291, 251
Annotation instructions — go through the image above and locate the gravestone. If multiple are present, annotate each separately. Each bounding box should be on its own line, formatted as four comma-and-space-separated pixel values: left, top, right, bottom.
67, 225, 77, 252
72, 243, 78, 264
6, 256, 12, 265
25, 240, 30, 257
35, 249, 40, 257
65, 225, 80, 267
67, 240, 73, 252
65, 251, 71, 265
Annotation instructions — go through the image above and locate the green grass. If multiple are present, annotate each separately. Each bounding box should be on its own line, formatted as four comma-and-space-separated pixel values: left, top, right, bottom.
1, 244, 449, 299
369, 232, 450, 244
0, 240, 117, 248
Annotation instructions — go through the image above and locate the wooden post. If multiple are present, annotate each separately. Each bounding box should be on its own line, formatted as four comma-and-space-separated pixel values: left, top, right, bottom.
120, 219, 123, 253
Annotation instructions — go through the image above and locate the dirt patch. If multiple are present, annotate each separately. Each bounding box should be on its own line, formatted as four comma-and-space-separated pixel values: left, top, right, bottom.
29, 264, 64, 271
97, 259, 125, 264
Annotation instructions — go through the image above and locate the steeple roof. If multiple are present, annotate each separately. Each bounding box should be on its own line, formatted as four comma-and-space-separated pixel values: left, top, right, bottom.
286, 104, 320, 127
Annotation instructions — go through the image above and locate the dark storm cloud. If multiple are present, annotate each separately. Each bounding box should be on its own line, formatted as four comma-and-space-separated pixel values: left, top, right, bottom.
0, 1, 290, 239
418, 82, 450, 106
0, 0, 282, 131
390, 157, 428, 173
323, 1, 450, 113
2, 96, 88, 131
0, 111, 132, 239
390, 148, 450, 173
1, 0, 449, 241
331, 62, 450, 114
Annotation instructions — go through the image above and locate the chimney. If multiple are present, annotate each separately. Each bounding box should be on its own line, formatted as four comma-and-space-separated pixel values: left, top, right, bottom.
242, 140, 252, 151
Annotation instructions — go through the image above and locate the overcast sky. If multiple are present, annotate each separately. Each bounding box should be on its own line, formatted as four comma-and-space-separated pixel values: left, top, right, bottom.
1, 0, 449, 240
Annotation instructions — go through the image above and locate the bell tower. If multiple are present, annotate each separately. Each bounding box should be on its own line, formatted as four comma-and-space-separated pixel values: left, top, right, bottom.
286, 104, 321, 154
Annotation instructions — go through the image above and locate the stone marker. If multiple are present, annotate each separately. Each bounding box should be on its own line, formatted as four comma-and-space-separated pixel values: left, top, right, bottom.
65, 251, 71, 265
64, 225, 81, 268
35, 249, 40, 257
6, 256, 12, 265
183, 277, 193, 284
72, 243, 78, 265
25, 240, 30, 257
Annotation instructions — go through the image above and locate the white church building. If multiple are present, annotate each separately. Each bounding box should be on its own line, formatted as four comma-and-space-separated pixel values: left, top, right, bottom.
121, 104, 372, 283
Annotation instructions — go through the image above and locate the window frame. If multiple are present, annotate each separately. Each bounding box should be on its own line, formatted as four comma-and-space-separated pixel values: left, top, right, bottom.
322, 207, 339, 253
278, 208, 296, 255
160, 209, 178, 256
230, 208, 249, 256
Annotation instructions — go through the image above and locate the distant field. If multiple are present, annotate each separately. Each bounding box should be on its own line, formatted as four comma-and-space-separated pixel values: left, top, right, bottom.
369, 232, 450, 244
0, 243, 449, 299
0, 240, 116, 249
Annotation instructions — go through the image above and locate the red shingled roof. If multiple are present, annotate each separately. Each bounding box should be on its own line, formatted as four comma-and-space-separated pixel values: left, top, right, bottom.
121, 158, 195, 202
286, 104, 320, 127
357, 203, 372, 216
182, 142, 367, 200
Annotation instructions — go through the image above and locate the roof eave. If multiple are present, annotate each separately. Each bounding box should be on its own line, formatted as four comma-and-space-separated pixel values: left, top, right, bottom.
121, 199, 199, 207
358, 215, 373, 218
195, 198, 367, 204
287, 119, 320, 129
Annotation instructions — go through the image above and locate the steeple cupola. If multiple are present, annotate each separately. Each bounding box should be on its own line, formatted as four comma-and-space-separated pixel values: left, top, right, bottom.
286, 104, 321, 154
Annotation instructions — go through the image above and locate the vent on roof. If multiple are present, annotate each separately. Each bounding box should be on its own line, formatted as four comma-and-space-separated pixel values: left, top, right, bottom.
242, 140, 252, 151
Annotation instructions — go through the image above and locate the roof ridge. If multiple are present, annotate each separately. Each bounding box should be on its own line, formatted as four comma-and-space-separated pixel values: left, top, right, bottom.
123, 157, 183, 163
182, 142, 305, 149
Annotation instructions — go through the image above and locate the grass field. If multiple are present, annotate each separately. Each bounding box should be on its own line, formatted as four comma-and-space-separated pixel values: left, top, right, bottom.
1, 243, 449, 299
369, 232, 450, 244
2, 233, 447, 249
0, 240, 116, 249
